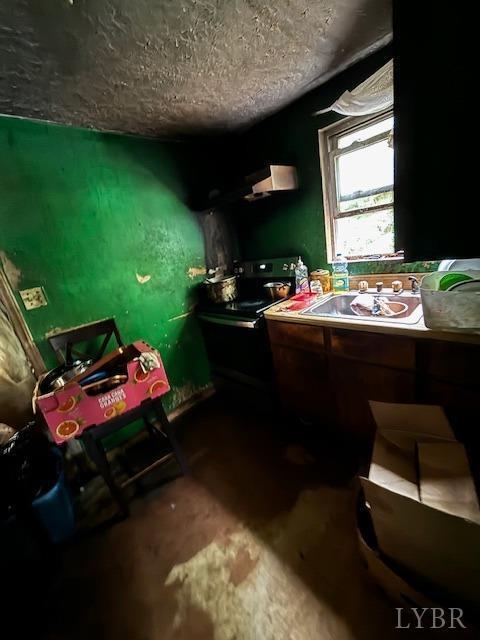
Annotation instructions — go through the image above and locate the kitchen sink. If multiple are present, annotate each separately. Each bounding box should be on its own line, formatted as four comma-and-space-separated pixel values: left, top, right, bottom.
301, 293, 423, 325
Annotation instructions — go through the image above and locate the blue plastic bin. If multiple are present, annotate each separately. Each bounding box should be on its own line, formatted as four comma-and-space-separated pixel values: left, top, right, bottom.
31, 450, 75, 543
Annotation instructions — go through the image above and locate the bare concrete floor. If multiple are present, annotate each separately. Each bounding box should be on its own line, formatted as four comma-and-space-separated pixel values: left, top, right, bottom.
42, 398, 467, 640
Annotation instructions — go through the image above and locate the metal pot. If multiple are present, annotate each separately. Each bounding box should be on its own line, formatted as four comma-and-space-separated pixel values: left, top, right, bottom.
263, 281, 291, 300
40, 359, 93, 394
204, 275, 238, 303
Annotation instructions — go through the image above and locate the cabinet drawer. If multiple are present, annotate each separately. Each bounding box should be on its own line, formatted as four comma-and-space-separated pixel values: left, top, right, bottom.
267, 320, 325, 354
329, 329, 415, 370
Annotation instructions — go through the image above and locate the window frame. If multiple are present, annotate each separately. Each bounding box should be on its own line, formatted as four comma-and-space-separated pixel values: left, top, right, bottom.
318, 109, 400, 263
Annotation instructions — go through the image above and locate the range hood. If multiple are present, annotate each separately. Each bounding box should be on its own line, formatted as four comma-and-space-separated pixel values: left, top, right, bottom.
243, 165, 298, 201
201, 164, 298, 212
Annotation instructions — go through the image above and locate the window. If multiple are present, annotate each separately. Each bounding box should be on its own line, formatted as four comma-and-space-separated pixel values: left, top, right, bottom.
319, 110, 401, 262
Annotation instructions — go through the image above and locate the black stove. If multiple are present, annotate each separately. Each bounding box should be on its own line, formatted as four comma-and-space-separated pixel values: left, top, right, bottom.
197, 257, 297, 320
199, 298, 280, 320
197, 257, 297, 393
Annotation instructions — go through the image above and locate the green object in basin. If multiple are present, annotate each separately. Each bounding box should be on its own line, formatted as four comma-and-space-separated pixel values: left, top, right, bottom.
438, 273, 473, 291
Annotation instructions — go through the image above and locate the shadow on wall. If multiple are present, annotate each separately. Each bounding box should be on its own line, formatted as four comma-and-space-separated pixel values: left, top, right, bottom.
102, 132, 241, 272
228, 42, 438, 276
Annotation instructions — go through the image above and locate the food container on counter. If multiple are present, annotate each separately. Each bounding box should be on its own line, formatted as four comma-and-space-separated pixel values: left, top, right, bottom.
310, 269, 331, 293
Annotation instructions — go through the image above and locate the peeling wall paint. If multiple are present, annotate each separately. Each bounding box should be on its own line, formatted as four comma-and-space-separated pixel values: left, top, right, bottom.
187, 266, 207, 279
169, 311, 194, 322
167, 382, 211, 410
0, 0, 391, 137
0, 250, 22, 289
0, 115, 211, 414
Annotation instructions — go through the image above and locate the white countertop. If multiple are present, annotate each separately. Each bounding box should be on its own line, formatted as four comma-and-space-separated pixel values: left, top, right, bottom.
264, 292, 480, 345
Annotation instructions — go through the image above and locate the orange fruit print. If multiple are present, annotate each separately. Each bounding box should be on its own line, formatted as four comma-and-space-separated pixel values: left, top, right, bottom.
148, 379, 166, 395
56, 420, 80, 439
103, 401, 127, 420
134, 367, 150, 383
104, 406, 116, 419
58, 395, 77, 413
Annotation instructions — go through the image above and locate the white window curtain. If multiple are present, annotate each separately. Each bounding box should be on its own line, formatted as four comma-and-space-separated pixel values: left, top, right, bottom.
314, 60, 393, 117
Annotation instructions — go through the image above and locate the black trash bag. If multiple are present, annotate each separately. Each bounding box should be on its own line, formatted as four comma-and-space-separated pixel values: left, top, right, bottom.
0, 422, 58, 520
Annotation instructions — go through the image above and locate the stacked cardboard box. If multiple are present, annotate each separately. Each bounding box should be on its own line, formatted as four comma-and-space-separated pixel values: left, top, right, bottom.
360, 401, 480, 611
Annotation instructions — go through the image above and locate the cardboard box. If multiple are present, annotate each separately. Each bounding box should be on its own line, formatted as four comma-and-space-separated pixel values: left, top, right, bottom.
360, 401, 480, 609
36, 341, 170, 444
357, 511, 438, 609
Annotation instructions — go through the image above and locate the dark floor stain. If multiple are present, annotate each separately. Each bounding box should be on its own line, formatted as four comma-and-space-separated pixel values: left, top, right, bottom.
228, 545, 259, 587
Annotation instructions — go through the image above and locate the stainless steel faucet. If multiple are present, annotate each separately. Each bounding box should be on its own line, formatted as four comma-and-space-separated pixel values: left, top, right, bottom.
408, 276, 420, 294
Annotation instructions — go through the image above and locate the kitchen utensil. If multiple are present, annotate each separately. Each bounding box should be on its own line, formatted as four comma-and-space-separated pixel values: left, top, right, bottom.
82, 374, 128, 395
438, 272, 472, 291
204, 275, 238, 303
79, 370, 109, 386
263, 281, 291, 300
40, 360, 93, 394
447, 278, 480, 292
438, 259, 480, 271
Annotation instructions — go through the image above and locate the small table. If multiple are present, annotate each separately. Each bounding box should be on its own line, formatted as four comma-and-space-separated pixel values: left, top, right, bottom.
80, 397, 188, 518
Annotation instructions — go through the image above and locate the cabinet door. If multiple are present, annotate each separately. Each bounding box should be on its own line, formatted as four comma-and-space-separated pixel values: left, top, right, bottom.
394, 2, 474, 260
417, 340, 480, 444
330, 358, 416, 440
270, 344, 333, 424
418, 378, 478, 443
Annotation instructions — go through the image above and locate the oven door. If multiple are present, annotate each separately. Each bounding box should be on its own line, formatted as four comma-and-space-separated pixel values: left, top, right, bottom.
198, 313, 273, 389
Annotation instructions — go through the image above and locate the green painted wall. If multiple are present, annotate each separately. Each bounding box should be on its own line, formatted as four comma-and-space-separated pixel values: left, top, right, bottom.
234, 46, 439, 276
0, 115, 212, 414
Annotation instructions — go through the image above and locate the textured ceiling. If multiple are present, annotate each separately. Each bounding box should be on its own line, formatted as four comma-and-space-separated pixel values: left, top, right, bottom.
0, 0, 391, 137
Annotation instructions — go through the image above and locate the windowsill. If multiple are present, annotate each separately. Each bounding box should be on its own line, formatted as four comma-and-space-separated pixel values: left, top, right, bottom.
328, 256, 404, 265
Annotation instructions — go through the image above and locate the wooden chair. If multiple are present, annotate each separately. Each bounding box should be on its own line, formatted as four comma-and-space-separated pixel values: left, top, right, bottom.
46, 319, 187, 518
47, 318, 123, 365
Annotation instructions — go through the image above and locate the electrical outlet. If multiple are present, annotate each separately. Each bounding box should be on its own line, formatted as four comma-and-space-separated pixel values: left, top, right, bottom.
19, 287, 48, 310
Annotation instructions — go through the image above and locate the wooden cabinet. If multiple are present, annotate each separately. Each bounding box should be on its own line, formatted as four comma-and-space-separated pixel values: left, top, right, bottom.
270, 345, 332, 423
329, 359, 415, 439
267, 321, 334, 424
267, 318, 480, 442
416, 340, 480, 443
268, 320, 326, 354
